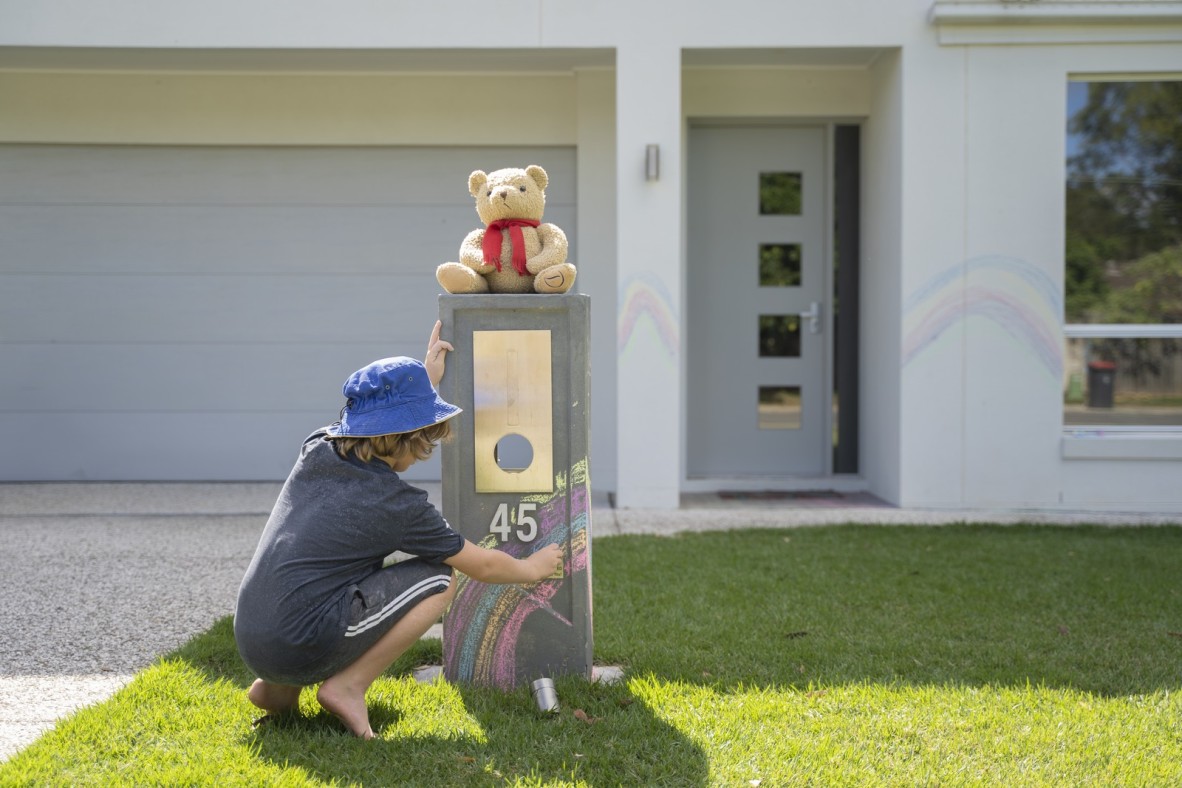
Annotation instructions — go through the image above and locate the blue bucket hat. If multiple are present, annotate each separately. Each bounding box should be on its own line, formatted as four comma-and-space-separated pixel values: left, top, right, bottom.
326, 356, 461, 437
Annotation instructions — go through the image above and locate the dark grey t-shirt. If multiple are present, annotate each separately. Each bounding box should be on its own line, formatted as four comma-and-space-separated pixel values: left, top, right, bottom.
234, 428, 464, 678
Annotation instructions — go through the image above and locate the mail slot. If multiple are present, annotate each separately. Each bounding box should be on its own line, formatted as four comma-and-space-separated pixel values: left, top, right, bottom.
439, 294, 593, 689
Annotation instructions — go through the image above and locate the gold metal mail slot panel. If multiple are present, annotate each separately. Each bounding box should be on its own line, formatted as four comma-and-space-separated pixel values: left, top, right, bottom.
473, 329, 554, 493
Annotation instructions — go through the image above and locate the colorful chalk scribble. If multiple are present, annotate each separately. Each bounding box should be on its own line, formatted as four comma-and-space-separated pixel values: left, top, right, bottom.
618, 274, 678, 357
443, 458, 591, 688
903, 255, 1063, 379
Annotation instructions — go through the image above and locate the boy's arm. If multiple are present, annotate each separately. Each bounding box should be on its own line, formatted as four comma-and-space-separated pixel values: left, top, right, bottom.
444, 541, 562, 584
424, 319, 454, 388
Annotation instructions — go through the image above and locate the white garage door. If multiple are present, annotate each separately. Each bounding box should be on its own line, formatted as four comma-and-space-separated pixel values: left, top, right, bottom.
0, 145, 576, 481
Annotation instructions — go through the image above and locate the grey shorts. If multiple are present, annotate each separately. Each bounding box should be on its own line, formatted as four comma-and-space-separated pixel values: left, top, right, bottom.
246, 558, 453, 686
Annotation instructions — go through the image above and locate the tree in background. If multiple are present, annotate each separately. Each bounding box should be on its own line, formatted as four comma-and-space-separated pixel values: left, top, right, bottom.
1066, 81, 1181, 324
1104, 245, 1182, 325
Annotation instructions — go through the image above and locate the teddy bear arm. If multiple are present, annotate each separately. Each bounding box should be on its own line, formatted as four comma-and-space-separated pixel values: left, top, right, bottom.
459, 229, 497, 273
525, 223, 570, 274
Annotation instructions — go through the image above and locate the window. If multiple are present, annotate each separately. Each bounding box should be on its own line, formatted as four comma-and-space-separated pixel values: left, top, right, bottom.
1064, 80, 1182, 432
758, 314, 800, 358
759, 172, 802, 215
759, 243, 802, 287
758, 386, 801, 431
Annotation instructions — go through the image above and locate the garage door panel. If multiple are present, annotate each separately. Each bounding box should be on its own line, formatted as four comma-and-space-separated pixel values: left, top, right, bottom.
0, 411, 329, 481
1, 205, 474, 274
0, 144, 575, 480
0, 411, 444, 481
0, 404, 443, 482
1, 202, 574, 276
3, 342, 414, 412
2, 146, 577, 207
1, 273, 449, 343
1, 202, 572, 276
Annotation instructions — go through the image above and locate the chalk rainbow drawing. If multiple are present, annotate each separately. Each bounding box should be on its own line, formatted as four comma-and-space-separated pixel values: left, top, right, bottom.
442, 458, 591, 688
618, 273, 678, 357
902, 255, 1063, 379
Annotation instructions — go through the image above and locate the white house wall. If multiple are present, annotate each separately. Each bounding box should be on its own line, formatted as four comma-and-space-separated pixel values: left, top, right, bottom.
0, 72, 579, 145
948, 39, 1182, 512
683, 68, 874, 119
959, 46, 1066, 508
0, 0, 552, 48
614, 44, 683, 509
0, 0, 935, 508
0, 0, 934, 50
862, 50, 906, 507
574, 70, 619, 497
897, 42, 971, 508
3, 0, 1180, 511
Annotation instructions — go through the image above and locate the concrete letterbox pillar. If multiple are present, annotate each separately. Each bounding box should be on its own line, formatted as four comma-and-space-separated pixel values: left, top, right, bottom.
439, 294, 592, 689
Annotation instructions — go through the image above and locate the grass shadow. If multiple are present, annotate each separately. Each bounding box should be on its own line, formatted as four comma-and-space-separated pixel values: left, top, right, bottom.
174, 617, 709, 786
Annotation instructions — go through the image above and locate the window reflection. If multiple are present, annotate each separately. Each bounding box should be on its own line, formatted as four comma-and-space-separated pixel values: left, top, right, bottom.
759, 172, 802, 215
759, 315, 800, 357
759, 243, 802, 287
1066, 81, 1181, 326
758, 386, 801, 430
1064, 336, 1182, 426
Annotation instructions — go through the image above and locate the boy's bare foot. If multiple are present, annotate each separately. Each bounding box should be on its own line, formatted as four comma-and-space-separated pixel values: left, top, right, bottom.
317, 679, 375, 739
247, 679, 302, 714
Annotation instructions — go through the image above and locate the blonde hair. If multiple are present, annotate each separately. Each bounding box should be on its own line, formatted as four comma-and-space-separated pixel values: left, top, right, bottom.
331, 420, 452, 468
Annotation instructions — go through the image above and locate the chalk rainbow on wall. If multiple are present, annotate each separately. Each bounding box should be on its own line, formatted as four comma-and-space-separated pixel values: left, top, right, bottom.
903, 255, 1062, 379
618, 273, 678, 357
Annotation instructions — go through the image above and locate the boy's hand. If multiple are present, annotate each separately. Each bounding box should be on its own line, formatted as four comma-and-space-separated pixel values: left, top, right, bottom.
445, 540, 564, 584
525, 544, 564, 582
425, 320, 454, 388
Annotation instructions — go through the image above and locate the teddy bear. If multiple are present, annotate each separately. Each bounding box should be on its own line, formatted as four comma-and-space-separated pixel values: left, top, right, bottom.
436, 165, 577, 295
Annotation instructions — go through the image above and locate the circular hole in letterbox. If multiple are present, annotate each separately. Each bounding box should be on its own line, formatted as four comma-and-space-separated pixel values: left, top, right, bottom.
494, 433, 534, 473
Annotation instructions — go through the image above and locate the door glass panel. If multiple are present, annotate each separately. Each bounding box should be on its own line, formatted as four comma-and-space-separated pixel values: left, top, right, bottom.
759, 243, 802, 286
759, 315, 800, 357
759, 172, 802, 215
759, 386, 801, 430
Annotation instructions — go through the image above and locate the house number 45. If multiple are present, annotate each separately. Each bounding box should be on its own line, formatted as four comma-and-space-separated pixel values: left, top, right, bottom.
489, 502, 538, 543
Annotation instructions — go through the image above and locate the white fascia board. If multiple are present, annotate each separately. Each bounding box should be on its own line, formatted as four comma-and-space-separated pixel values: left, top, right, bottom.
930, 1, 1182, 45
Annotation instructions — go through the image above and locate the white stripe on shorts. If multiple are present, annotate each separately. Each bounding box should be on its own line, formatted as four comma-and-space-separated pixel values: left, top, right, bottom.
344, 574, 451, 638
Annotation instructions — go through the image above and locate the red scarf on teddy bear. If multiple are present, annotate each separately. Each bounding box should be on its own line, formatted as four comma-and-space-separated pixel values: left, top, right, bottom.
483, 219, 540, 276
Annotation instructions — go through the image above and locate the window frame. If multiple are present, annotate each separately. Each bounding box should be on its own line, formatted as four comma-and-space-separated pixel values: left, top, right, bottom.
1062, 76, 1182, 456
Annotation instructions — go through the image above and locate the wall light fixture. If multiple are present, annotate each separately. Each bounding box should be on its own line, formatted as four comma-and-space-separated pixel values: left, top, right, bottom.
645, 144, 660, 181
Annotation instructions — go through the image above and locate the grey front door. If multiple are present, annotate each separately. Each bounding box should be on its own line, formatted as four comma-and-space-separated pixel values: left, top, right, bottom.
687, 125, 830, 478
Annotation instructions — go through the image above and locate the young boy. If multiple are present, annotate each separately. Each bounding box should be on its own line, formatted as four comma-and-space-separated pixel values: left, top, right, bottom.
234, 321, 562, 739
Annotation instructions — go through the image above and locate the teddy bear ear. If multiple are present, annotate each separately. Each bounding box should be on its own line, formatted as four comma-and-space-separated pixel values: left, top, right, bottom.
525, 165, 548, 190
468, 170, 488, 197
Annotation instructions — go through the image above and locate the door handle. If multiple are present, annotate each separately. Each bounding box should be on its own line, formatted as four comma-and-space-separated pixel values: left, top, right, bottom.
800, 301, 822, 334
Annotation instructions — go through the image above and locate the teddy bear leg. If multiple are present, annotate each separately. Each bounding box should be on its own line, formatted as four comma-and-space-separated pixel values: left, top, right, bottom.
437, 262, 490, 294
533, 263, 577, 294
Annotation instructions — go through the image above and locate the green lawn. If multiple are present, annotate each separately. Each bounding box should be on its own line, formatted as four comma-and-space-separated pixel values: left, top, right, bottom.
3, 524, 1181, 786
